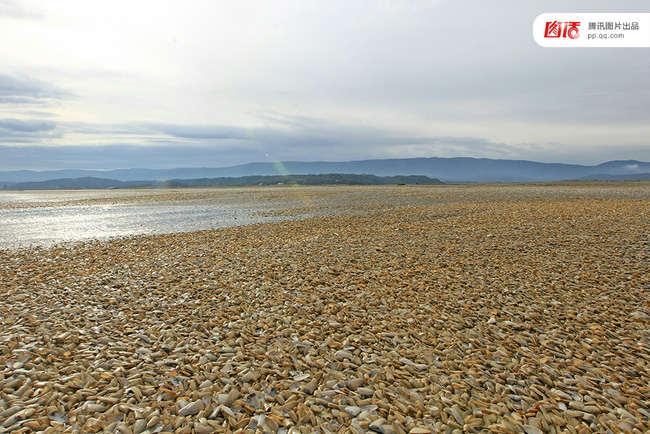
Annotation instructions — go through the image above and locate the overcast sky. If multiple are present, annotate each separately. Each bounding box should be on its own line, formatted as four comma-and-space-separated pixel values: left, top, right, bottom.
1, 0, 648, 170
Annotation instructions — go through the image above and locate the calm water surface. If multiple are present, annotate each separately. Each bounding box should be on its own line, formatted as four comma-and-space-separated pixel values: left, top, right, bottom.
0, 189, 296, 249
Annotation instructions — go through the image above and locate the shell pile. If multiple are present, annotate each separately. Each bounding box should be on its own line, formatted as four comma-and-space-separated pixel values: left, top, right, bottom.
1, 183, 649, 433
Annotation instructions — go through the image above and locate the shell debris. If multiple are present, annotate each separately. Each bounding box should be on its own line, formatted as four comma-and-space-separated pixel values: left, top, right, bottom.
1, 183, 650, 433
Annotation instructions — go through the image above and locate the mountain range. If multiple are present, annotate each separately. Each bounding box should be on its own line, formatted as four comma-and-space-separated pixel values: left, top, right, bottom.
1, 157, 649, 189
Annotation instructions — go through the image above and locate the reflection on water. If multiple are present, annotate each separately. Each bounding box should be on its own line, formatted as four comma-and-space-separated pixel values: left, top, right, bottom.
0, 189, 166, 205
0, 203, 281, 249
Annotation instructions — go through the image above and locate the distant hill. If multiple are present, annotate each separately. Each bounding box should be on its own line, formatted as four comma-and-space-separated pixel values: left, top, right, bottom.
577, 173, 650, 181
0, 177, 152, 190
0, 174, 442, 190
1, 157, 649, 184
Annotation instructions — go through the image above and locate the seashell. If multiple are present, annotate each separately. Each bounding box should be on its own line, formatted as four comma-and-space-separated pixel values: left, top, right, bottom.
223, 389, 240, 406
132, 419, 146, 434
48, 411, 68, 424
450, 406, 464, 425
522, 425, 543, 434
178, 400, 205, 416
357, 387, 375, 397
334, 350, 353, 360
345, 406, 362, 417
194, 422, 215, 434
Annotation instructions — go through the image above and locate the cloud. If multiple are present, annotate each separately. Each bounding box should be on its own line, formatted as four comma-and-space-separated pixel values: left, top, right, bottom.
0, 118, 61, 143
0, 0, 43, 20
145, 119, 384, 149
150, 118, 636, 166
1, 108, 647, 170
0, 142, 262, 171
0, 1, 648, 170
1, 139, 648, 172
146, 124, 251, 140
0, 74, 65, 105
0, 96, 46, 105
0, 118, 56, 132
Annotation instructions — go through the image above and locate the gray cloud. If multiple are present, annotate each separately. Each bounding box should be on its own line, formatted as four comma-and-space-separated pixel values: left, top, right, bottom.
0, 1, 648, 171
0, 117, 61, 143
2, 108, 647, 170
0, 118, 56, 132
0, 74, 65, 105
146, 120, 366, 149
236, 2, 650, 128
147, 124, 251, 140
147, 117, 408, 153
0, 142, 262, 171
0, 0, 43, 20
0, 96, 45, 105
1, 138, 648, 172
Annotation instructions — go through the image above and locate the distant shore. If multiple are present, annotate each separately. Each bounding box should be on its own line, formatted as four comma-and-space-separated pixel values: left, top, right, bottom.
1, 183, 649, 433
1, 174, 443, 191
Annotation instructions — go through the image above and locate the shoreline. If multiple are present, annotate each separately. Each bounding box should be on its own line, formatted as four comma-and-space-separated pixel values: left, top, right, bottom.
1, 184, 649, 433
2, 182, 650, 252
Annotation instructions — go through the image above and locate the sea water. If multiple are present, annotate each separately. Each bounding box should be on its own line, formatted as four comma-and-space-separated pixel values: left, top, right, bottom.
0, 190, 293, 249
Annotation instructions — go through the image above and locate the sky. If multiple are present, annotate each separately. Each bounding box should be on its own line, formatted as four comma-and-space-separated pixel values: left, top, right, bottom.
0, 0, 649, 171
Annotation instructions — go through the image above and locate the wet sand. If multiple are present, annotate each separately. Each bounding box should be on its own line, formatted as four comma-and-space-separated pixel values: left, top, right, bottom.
1, 183, 649, 433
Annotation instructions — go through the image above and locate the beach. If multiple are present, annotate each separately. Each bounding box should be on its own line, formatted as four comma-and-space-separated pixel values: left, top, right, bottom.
1, 183, 649, 433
